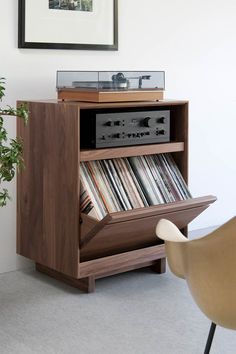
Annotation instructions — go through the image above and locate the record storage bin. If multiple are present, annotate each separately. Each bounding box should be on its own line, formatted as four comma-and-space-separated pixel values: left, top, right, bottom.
17, 99, 216, 292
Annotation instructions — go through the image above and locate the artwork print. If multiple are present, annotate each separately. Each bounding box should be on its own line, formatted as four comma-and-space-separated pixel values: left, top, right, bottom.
49, 0, 93, 12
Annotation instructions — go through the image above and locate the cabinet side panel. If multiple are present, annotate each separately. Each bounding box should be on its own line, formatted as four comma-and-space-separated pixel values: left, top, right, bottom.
17, 102, 79, 277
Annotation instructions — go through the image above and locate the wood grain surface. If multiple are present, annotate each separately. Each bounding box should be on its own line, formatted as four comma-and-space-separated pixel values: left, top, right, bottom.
17, 102, 80, 278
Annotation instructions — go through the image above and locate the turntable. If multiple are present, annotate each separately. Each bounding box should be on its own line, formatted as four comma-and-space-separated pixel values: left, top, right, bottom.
57, 71, 165, 102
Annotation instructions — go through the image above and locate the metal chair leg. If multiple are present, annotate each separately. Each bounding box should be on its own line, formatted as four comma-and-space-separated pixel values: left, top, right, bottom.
204, 322, 216, 354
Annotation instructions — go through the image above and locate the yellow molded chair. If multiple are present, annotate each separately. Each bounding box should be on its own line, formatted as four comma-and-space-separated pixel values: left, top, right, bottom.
156, 217, 236, 354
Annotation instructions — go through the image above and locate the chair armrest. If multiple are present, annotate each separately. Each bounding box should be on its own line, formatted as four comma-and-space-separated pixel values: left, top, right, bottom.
156, 219, 189, 242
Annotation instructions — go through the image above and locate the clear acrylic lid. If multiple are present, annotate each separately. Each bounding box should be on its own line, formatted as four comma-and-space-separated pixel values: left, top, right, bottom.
57, 71, 165, 91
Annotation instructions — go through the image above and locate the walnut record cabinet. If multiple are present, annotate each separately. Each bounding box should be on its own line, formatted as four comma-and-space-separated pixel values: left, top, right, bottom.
17, 99, 216, 293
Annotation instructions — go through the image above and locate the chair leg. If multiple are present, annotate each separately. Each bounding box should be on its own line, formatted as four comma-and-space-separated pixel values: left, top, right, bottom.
204, 322, 216, 354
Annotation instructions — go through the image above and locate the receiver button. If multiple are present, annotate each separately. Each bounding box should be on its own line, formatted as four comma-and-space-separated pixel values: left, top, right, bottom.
106, 120, 114, 126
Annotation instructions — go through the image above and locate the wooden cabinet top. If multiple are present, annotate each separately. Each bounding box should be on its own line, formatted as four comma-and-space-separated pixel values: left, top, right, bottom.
20, 99, 189, 110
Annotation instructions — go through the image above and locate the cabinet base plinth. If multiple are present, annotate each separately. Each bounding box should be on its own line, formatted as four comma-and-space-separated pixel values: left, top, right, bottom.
36, 258, 166, 293
35, 263, 95, 293
151, 258, 166, 274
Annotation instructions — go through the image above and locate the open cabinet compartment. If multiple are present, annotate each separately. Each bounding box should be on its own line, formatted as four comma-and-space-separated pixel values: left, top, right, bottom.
80, 195, 216, 262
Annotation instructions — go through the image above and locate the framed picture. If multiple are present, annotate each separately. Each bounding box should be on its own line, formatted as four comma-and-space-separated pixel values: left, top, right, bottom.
18, 0, 118, 50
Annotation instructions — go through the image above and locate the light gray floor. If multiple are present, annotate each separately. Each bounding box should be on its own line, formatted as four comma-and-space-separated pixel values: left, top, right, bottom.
1, 229, 235, 354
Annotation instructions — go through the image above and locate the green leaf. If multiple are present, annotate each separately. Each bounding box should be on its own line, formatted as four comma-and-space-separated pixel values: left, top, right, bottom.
0, 78, 28, 206
0, 188, 11, 207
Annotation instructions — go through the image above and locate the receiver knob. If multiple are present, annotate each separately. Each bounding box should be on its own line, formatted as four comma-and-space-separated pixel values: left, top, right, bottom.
158, 117, 166, 123
156, 129, 165, 135
159, 129, 165, 135
143, 117, 156, 128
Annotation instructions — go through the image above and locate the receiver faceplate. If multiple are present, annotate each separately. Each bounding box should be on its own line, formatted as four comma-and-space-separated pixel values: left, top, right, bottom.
81, 110, 170, 149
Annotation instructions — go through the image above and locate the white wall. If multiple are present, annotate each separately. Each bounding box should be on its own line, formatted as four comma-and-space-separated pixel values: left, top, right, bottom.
1, 0, 236, 273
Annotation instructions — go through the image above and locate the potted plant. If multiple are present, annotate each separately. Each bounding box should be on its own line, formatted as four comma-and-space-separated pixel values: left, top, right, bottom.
0, 78, 28, 207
